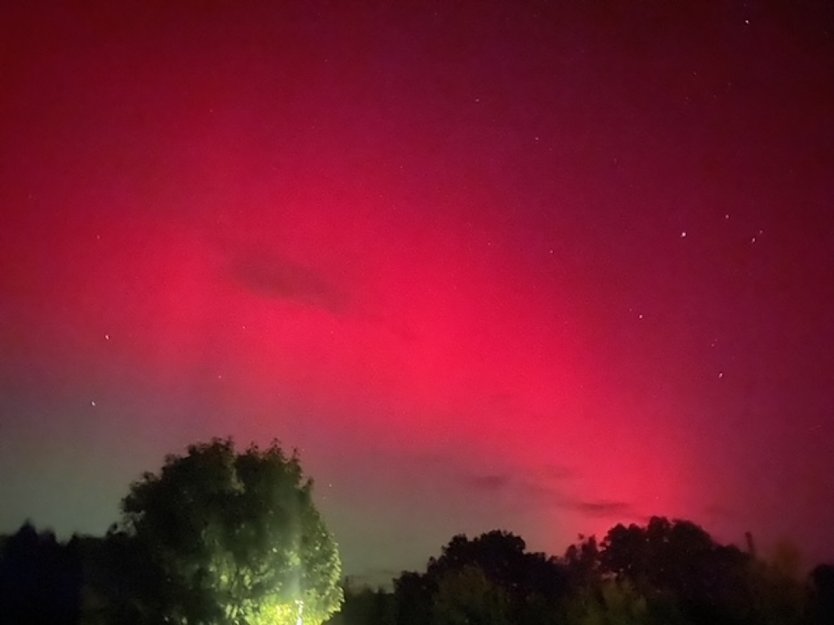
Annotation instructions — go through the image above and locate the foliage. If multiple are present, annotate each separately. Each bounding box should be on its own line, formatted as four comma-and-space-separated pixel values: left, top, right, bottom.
598, 516, 756, 624
393, 530, 567, 625
564, 535, 602, 591
77, 530, 172, 625
565, 579, 651, 625
328, 585, 394, 625
118, 438, 343, 625
393, 570, 436, 625
432, 564, 510, 625
744, 543, 807, 625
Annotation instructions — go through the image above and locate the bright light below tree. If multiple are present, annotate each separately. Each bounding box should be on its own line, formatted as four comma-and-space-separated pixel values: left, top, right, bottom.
118, 438, 343, 625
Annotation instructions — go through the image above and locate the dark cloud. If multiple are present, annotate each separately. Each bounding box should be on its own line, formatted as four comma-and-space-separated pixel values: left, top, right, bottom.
570, 500, 633, 517
543, 463, 577, 480
465, 474, 511, 491
231, 251, 347, 313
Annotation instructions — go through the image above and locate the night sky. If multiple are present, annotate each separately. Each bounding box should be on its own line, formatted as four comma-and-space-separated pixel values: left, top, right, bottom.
1, 1, 833, 584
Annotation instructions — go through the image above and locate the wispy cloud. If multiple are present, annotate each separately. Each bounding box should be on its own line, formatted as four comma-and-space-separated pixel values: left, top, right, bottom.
231, 251, 347, 313
567, 499, 633, 517
465, 474, 511, 491
543, 463, 577, 480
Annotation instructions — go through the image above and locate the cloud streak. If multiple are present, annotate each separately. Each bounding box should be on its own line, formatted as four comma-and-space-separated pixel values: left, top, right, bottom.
465, 474, 511, 491
566, 500, 634, 517
231, 251, 347, 313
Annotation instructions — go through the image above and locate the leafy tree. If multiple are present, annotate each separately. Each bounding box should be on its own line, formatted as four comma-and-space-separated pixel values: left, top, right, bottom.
118, 438, 343, 625
393, 530, 567, 625
77, 531, 169, 625
393, 571, 435, 625
427, 530, 568, 602
432, 564, 511, 625
564, 535, 602, 592
599, 516, 758, 623
327, 584, 394, 625
744, 543, 806, 625
565, 579, 652, 625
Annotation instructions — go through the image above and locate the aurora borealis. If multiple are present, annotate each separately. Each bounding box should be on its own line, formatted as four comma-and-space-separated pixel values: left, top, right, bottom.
1, 1, 833, 583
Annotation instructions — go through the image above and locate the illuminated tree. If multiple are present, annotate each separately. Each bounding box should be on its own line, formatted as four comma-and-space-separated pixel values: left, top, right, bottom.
119, 438, 343, 625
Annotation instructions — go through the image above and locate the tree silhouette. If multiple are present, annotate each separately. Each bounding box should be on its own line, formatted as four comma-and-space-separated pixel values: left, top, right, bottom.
427, 530, 567, 601
564, 535, 602, 592
77, 530, 170, 625
394, 530, 567, 625
328, 584, 394, 625
594, 516, 812, 625
432, 564, 511, 625
117, 438, 343, 625
393, 571, 435, 625
0, 522, 82, 625
809, 564, 834, 625
565, 578, 652, 625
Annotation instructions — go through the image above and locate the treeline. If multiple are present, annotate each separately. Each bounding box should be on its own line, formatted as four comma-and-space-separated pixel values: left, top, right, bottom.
1, 438, 832, 625
1, 516, 833, 625
332, 518, 834, 625
0, 522, 193, 625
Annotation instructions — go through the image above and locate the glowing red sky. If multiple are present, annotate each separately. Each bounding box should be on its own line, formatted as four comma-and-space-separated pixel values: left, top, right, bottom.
2, 2, 833, 582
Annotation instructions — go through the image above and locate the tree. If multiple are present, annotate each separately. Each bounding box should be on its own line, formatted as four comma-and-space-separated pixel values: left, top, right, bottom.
744, 542, 806, 625
426, 530, 568, 601
564, 535, 602, 592
118, 438, 343, 625
393, 570, 435, 625
808, 564, 834, 625
0, 522, 83, 625
393, 530, 567, 625
432, 564, 511, 625
327, 584, 394, 625
565, 579, 652, 625
598, 517, 757, 625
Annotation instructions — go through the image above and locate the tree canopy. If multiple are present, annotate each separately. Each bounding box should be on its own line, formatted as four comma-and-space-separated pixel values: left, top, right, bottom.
116, 438, 343, 625
394, 530, 568, 625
